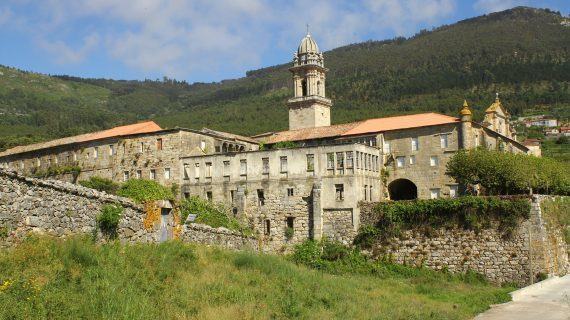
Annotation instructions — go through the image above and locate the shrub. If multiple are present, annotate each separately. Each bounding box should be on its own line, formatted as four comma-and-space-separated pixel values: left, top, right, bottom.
96, 204, 123, 237
79, 176, 119, 194
179, 196, 249, 234
541, 197, 570, 245
284, 227, 294, 240
446, 148, 570, 195
116, 179, 174, 203
33, 165, 81, 179
354, 196, 531, 248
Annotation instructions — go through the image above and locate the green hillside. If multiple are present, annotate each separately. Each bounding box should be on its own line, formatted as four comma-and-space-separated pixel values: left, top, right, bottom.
1, 7, 569, 152
0, 236, 513, 319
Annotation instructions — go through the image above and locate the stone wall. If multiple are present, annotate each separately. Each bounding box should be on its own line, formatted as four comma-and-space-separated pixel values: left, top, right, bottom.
179, 223, 259, 251
359, 196, 569, 285
0, 170, 156, 245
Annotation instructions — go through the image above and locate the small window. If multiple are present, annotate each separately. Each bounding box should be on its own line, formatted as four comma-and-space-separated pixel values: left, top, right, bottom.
184, 192, 190, 199
194, 163, 200, 181
327, 153, 334, 170
230, 190, 235, 202
200, 140, 206, 150
139, 142, 144, 153
264, 219, 271, 235
336, 152, 344, 170
36, 158, 40, 167
306, 154, 315, 172
411, 137, 419, 151
383, 141, 391, 154
396, 156, 405, 168
369, 185, 373, 201
156, 138, 163, 150
223, 161, 230, 176
286, 216, 294, 229
409, 155, 416, 165
440, 134, 449, 148
346, 151, 354, 168
356, 151, 360, 169
183, 164, 190, 180
150, 169, 156, 180
430, 188, 440, 199
136, 170, 142, 179
93, 147, 99, 159
449, 185, 458, 198
335, 184, 344, 201
257, 189, 265, 206
109, 144, 115, 156
364, 185, 368, 201
430, 156, 439, 167
287, 188, 294, 197
73, 152, 77, 161
205, 162, 212, 178
123, 171, 130, 181
240, 159, 247, 175
164, 168, 171, 180
262, 157, 269, 174
206, 191, 213, 201
280, 156, 288, 173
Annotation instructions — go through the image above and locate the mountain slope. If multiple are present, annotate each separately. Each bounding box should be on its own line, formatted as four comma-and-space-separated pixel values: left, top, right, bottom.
1, 6, 569, 151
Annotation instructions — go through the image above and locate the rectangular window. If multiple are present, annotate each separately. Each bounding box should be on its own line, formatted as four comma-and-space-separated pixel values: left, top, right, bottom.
430, 156, 439, 167
150, 169, 156, 180
335, 184, 344, 201
205, 162, 212, 178
449, 185, 458, 198
264, 219, 271, 236
200, 140, 206, 150
257, 189, 265, 206
306, 154, 314, 172
73, 152, 77, 161
356, 151, 360, 169
206, 191, 213, 201
240, 159, 247, 175
327, 153, 335, 170
222, 161, 230, 176
336, 152, 344, 170
440, 134, 449, 148
430, 188, 440, 199
139, 142, 144, 153
164, 168, 171, 180
411, 137, 419, 151
396, 156, 405, 168
280, 156, 288, 173
93, 147, 99, 159
364, 185, 368, 201
287, 188, 294, 197
136, 170, 142, 179
409, 155, 416, 165
369, 185, 373, 201
383, 141, 391, 154
183, 164, 190, 180
184, 192, 190, 199
109, 144, 115, 156
123, 171, 129, 181
156, 138, 163, 150
230, 190, 235, 202
286, 217, 294, 229
346, 151, 354, 168
262, 157, 269, 174
36, 158, 40, 167
194, 163, 200, 180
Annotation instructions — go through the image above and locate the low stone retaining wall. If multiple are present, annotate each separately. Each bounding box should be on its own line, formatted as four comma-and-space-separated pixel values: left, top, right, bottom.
0, 170, 156, 245
180, 223, 259, 251
359, 196, 569, 285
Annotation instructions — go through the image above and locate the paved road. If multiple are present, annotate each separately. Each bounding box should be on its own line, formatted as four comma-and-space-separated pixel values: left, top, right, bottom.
475, 275, 570, 320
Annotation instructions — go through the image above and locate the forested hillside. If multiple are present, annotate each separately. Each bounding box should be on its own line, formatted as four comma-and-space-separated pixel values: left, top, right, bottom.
1, 6, 569, 152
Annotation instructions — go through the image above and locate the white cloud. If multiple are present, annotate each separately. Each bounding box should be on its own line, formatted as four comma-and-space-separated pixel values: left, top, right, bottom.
3, 0, 458, 79
473, 0, 528, 13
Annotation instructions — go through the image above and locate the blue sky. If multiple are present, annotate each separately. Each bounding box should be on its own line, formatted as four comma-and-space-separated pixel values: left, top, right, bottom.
0, 0, 568, 83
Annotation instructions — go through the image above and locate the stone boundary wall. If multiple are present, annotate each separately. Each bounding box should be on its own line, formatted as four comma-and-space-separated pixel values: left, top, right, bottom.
359, 196, 569, 285
0, 169, 156, 245
180, 223, 260, 251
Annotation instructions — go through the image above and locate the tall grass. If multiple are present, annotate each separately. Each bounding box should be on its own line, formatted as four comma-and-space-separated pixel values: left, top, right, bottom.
0, 236, 513, 319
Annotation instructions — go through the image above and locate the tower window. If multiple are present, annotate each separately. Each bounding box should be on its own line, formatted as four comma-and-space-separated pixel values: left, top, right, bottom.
301, 79, 307, 96
317, 81, 321, 95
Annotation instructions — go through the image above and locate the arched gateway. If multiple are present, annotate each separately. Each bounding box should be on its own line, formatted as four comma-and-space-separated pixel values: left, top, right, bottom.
388, 179, 418, 200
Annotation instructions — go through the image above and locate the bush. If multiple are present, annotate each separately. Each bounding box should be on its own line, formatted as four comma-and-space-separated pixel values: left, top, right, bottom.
116, 179, 174, 203
446, 148, 570, 195
354, 196, 531, 248
79, 176, 119, 194
179, 196, 248, 234
96, 204, 123, 237
284, 227, 294, 240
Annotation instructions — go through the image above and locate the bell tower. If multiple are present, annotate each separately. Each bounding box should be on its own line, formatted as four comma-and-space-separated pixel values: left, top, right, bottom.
287, 31, 332, 130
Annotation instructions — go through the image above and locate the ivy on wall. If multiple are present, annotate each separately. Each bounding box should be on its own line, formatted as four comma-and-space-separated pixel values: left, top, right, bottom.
355, 196, 531, 248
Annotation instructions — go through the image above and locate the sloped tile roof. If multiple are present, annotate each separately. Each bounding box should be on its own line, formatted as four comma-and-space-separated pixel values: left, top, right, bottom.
262, 113, 459, 143
0, 121, 162, 157
200, 128, 259, 144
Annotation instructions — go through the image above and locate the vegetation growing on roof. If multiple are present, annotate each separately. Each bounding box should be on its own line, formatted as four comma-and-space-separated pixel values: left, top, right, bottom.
78, 176, 119, 194
116, 179, 174, 203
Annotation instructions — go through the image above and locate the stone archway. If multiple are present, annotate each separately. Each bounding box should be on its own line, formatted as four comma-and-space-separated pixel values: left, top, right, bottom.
388, 179, 418, 200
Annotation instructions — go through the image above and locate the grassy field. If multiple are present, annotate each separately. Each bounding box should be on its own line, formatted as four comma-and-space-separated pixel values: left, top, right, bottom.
0, 237, 514, 320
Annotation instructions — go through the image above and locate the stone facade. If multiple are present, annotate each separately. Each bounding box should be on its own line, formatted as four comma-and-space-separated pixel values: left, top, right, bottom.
180, 223, 259, 251
359, 196, 569, 285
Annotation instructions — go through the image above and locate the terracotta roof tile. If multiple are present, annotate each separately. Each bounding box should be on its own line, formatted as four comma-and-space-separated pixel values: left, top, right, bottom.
262, 113, 459, 143
0, 121, 162, 157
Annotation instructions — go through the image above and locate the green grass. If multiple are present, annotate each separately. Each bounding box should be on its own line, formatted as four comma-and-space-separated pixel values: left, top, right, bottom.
0, 236, 514, 319
542, 139, 570, 163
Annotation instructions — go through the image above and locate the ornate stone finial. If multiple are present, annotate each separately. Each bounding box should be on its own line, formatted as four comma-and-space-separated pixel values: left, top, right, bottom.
463, 99, 469, 107
460, 99, 472, 117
